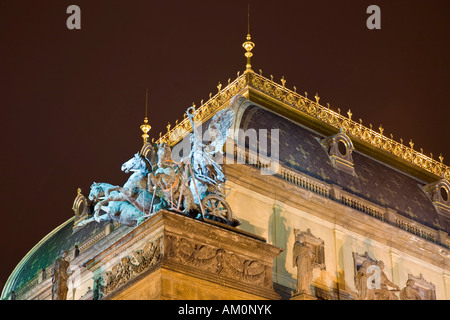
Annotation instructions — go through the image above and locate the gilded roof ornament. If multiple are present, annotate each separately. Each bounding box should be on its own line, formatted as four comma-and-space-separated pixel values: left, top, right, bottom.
140, 89, 152, 144
154, 66, 450, 181
242, 4, 255, 72
347, 109, 353, 120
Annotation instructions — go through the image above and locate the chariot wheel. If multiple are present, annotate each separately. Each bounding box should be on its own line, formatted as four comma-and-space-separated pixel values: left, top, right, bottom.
201, 194, 236, 225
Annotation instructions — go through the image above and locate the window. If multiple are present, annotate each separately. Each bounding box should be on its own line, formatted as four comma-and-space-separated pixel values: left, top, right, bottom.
319, 128, 356, 176
422, 179, 450, 217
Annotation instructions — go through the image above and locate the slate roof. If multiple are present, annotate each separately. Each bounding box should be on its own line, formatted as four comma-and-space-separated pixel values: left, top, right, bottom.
239, 104, 450, 234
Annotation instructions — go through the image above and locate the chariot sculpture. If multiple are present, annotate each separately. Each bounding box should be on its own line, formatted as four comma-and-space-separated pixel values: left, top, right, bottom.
78, 106, 239, 228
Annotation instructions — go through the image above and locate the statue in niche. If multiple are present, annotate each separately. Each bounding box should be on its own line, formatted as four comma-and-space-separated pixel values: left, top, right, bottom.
51, 250, 71, 300
400, 279, 422, 300
375, 260, 400, 300
353, 253, 399, 300
292, 229, 324, 295
355, 260, 375, 300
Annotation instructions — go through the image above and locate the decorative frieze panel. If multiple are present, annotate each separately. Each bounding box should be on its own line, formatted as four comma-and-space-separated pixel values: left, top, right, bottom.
97, 237, 163, 297
165, 235, 273, 290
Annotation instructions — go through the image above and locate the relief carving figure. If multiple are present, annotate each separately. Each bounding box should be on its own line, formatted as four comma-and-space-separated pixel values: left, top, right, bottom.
51, 250, 71, 300
292, 234, 316, 295
165, 235, 271, 289
400, 279, 422, 300
99, 237, 162, 297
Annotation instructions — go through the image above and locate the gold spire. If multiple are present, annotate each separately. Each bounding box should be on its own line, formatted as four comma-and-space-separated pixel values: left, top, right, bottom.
242, 4, 255, 72
140, 88, 151, 144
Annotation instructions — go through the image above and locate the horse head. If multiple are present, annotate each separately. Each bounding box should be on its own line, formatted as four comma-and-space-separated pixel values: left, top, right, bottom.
89, 182, 104, 202
122, 153, 152, 174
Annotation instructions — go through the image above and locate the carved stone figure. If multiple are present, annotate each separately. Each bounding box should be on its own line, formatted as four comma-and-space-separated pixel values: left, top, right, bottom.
292, 234, 315, 295
355, 260, 375, 300
374, 260, 399, 300
51, 250, 71, 300
400, 279, 422, 300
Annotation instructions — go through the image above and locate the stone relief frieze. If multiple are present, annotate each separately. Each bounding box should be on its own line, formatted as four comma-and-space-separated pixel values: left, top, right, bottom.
165, 235, 272, 289
97, 237, 162, 297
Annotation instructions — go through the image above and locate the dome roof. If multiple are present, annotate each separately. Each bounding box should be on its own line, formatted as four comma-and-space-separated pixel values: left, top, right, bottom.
2, 217, 109, 299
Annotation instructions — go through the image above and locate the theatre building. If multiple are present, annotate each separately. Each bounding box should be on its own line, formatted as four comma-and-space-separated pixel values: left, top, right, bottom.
2, 31, 450, 301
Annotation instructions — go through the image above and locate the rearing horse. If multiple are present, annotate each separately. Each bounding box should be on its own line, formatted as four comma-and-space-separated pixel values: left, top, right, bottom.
93, 153, 157, 222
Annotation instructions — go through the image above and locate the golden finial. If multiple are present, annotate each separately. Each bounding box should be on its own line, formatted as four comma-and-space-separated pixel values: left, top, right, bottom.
166, 122, 171, 132
315, 93, 320, 104
259, 69, 263, 75
439, 154, 444, 163
409, 139, 414, 149
347, 109, 352, 120
140, 88, 152, 144
242, 4, 255, 72
293, 86, 297, 93
281, 76, 286, 87
217, 82, 222, 92
379, 125, 384, 135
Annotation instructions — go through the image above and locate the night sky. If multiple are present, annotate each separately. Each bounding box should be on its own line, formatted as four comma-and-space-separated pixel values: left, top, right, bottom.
1, 1, 449, 292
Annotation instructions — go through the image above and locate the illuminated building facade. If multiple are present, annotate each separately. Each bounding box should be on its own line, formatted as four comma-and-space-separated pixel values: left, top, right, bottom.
2, 29, 450, 301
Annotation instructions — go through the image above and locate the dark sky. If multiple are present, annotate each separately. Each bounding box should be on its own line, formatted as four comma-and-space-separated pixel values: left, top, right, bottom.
1, 1, 449, 291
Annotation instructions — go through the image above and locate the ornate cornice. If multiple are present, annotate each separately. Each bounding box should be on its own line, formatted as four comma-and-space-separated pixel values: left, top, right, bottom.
155, 70, 449, 182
